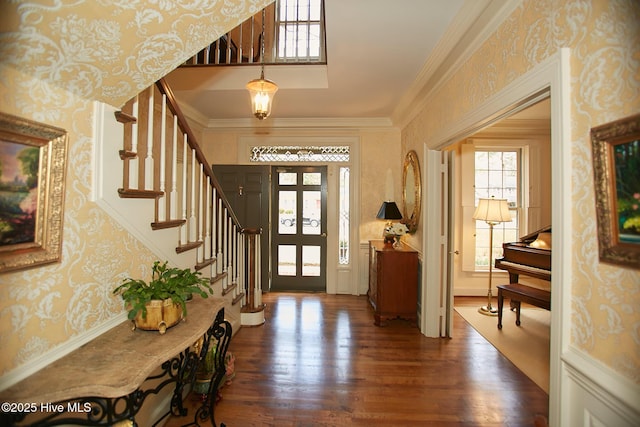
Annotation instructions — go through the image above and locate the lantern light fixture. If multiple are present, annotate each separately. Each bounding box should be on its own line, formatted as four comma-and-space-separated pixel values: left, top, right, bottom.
246, 8, 278, 120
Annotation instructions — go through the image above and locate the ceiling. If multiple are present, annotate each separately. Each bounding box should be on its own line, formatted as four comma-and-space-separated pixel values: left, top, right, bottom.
166, 0, 528, 127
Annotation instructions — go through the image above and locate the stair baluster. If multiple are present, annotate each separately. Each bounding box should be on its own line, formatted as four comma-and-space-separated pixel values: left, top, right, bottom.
130, 99, 139, 189
114, 78, 263, 329
144, 87, 154, 191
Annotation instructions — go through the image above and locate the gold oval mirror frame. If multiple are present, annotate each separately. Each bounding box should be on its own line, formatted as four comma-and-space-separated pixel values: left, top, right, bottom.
402, 150, 421, 233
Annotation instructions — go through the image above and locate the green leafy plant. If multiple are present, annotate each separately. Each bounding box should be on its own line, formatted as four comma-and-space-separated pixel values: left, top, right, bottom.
113, 261, 213, 320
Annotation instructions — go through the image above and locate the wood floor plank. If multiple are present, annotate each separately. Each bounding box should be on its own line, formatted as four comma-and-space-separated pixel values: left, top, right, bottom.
166, 293, 548, 426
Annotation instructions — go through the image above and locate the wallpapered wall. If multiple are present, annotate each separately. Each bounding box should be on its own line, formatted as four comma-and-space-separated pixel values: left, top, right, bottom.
0, 0, 272, 379
402, 0, 640, 382
0, 0, 273, 110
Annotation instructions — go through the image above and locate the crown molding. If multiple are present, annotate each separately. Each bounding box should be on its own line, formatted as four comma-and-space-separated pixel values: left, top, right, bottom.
393, 0, 523, 129
203, 116, 397, 131
177, 0, 523, 133
391, 0, 493, 125
176, 96, 397, 131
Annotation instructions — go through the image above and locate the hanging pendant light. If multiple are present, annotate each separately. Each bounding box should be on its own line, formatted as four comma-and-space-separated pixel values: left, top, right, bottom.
246, 8, 278, 120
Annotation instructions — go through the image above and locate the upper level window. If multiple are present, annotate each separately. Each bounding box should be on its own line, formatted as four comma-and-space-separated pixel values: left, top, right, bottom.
276, 0, 324, 62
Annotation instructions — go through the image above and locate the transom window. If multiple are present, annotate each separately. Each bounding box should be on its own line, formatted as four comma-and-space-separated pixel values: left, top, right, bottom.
250, 145, 348, 162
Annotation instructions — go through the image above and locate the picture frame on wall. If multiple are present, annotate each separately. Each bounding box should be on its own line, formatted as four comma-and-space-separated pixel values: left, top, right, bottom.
0, 112, 68, 274
591, 113, 640, 270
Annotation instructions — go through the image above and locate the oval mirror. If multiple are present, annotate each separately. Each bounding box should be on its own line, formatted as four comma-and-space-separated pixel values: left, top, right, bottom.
402, 150, 421, 233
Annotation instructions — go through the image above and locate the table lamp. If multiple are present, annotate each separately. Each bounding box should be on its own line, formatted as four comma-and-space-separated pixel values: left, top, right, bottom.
377, 201, 403, 247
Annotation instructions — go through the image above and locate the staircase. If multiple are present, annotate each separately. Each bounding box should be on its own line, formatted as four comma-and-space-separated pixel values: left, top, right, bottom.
94, 78, 265, 334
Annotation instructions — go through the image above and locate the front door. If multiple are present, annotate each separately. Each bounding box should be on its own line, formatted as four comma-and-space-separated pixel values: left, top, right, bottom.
271, 166, 327, 291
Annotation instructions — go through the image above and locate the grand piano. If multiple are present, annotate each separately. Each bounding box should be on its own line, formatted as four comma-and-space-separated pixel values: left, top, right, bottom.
495, 226, 551, 328
495, 225, 551, 283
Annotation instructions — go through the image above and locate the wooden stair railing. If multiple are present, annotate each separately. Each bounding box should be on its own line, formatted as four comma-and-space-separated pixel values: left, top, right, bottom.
113, 78, 265, 326
183, 3, 274, 66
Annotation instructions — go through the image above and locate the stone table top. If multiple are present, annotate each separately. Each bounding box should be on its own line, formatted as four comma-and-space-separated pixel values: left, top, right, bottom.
0, 296, 225, 404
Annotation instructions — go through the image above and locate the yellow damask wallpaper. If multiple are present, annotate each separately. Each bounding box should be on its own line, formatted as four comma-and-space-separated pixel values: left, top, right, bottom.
0, 0, 272, 379
0, 0, 637, 391
0, 64, 159, 378
403, 0, 640, 382
0, 0, 273, 109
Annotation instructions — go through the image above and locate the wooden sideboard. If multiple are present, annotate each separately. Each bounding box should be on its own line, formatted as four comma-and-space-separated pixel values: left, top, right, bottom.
368, 240, 418, 326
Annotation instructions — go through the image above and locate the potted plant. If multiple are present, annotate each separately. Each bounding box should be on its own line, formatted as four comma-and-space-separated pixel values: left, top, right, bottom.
113, 260, 214, 334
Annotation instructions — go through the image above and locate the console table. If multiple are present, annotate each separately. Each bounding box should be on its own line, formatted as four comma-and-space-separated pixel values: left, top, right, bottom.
0, 296, 231, 427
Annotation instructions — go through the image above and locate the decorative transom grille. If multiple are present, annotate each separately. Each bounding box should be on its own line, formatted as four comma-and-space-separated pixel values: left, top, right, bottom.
250, 146, 349, 162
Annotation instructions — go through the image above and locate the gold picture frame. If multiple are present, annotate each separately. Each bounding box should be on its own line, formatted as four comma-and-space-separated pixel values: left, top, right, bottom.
591, 113, 640, 270
0, 112, 68, 274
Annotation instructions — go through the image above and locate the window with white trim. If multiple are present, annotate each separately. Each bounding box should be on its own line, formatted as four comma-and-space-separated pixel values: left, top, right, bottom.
473, 150, 520, 270
276, 0, 324, 62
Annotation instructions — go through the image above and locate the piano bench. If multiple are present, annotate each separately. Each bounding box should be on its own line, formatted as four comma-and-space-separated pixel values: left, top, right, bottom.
496, 283, 550, 329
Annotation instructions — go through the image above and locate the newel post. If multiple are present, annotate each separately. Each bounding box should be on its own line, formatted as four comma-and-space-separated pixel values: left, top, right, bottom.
241, 227, 265, 326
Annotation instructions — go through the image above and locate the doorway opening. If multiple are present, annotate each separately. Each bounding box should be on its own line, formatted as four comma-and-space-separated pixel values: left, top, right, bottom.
452, 98, 552, 294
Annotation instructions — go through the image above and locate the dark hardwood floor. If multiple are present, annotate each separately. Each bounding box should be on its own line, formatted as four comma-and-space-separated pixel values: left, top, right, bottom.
166, 293, 548, 427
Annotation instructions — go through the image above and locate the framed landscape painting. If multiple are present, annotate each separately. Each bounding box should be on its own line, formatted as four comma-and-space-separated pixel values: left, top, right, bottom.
0, 113, 68, 274
591, 113, 640, 270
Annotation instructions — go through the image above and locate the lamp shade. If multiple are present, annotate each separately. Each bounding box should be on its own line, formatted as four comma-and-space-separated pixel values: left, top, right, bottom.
376, 201, 403, 220
473, 197, 511, 223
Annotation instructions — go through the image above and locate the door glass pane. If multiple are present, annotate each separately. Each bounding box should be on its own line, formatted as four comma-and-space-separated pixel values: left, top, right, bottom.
303, 172, 321, 185
278, 190, 296, 234
279, 172, 297, 185
302, 190, 321, 235
278, 245, 296, 276
302, 245, 320, 276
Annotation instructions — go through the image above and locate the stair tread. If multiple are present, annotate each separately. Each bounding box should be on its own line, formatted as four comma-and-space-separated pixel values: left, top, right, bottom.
222, 282, 237, 296
232, 292, 245, 305
195, 258, 216, 271
176, 241, 202, 254
118, 188, 163, 199
151, 219, 186, 230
